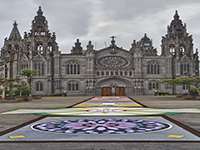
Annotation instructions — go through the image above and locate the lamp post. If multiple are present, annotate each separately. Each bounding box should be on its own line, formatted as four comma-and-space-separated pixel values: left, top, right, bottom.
171, 54, 176, 95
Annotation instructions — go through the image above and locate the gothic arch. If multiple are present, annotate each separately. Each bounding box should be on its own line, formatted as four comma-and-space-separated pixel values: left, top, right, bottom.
64, 60, 80, 75
169, 44, 175, 55
147, 60, 160, 74
96, 77, 131, 88
67, 80, 80, 91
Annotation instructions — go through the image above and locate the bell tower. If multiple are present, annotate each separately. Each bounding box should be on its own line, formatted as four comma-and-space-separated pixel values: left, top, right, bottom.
161, 10, 193, 57
24, 6, 59, 95
31, 6, 49, 37
1, 21, 22, 79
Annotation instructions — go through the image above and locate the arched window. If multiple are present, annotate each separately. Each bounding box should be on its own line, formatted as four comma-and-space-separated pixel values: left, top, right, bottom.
111, 71, 113, 76
65, 62, 80, 75
180, 63, 190, 75
169, 45, 175, 55
37, 45, 43, 51
14, 45, 19, 51
86, 80, 89, 87
148, 81, 159, 90
68, 81, 79, 91
120, 71, 123, 76
36, 81, 43, 91
86, 80, 95, 88
183, 84, 189, 90
147, 61, 160, 74
20, 63, 28, 72
47, 43, 53, 52
129, 71, 132, 76
124, 71, 127, 76
93, 80, 96, 86
41, 32, 45, 36
33, 62, 45, 76
106, 71, 109, 76
180, 46, 185, 54
148, 82, 152, 90
70, 64, 73, 74
37, 44, 44, 55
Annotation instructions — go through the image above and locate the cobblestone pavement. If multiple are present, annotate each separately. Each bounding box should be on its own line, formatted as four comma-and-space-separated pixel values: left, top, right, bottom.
0, 96, 90, 132
0, 96, 200, 150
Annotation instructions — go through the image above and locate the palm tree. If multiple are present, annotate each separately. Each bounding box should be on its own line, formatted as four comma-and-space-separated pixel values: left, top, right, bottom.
21, 69, 37, 97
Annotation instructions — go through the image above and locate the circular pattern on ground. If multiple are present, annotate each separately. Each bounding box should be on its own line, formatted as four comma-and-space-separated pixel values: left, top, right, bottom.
32, 119, 171, 134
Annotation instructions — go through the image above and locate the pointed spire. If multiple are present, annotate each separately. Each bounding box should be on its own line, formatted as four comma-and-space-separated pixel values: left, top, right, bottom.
141, 33, 150, 41
9, 21, 21, 40
131, 40, 136, 48
168, 10, 186, 35
52, 32, 56, 41
13, 21, 17, 27
31, 6, 49, 36
196, 48, 198, 54
37, 6, 43, 16
174, 10, 180, 20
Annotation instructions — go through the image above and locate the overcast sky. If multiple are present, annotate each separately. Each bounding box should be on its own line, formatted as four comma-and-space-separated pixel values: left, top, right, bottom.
0, 0, 200, 54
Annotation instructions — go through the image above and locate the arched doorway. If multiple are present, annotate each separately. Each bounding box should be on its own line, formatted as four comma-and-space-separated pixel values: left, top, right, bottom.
96, 78, 129, 96
101, 85, 125, 96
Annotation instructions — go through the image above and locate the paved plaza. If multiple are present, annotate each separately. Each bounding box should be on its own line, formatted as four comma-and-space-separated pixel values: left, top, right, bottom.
0, 96, 200, 149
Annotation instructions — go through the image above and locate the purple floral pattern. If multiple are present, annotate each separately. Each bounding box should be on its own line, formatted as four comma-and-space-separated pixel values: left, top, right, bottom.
32, 119, 171, 134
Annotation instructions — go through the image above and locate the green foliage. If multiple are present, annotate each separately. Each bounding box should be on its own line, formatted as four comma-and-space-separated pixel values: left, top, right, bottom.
162, 77, 200, 86
190, 87, 199, 96
12, 84, 31, 96
21, 69, 37, 97
161, 76, 200, 95
21, 69, 37, 78
20, 85, 31, 96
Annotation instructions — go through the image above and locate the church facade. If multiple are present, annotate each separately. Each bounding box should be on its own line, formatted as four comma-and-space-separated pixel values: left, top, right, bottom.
0, 7, 199, 96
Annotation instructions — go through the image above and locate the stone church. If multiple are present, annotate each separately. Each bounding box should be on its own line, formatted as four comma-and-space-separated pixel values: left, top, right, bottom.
0, 7, 199, 96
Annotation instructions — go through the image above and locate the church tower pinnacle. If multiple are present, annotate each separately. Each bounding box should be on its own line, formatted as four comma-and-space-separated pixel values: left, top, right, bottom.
161, 10, 193, 57
31, 6, 49, 37
9, 21, 22, 40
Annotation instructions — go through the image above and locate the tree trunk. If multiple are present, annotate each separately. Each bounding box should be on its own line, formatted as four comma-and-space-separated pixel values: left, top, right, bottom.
2, 87, 5, 99
28, 77, 32, 97
188, 84, 191, 95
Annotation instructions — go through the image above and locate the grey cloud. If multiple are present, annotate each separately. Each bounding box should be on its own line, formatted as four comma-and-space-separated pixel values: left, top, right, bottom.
0, 0, 200, 53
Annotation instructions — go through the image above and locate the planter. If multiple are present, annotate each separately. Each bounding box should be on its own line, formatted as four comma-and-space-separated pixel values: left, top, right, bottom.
195, 96, 200, 100
176, 95, 183, 98
32, 95, 42, 99
183, 95, 195, 100
5, 96, 16, 100
23, 96, 32, 101
16, 96, 32, 101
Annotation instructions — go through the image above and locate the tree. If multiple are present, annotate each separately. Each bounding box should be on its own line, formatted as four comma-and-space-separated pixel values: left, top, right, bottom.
14, 82, 30, 97
161, 77, 200, 95
0, 78, 17, 99
21, 69, 37, 96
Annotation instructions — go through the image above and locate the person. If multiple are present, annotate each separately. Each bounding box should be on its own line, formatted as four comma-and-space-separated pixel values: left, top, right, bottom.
63, 90, 67, 96
153, 89, 158, 96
